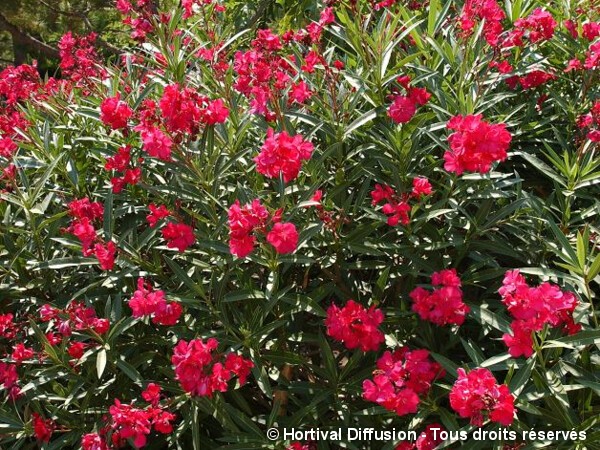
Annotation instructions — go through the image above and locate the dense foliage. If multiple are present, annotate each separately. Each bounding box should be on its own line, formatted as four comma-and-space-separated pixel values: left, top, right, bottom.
0, 1, 599, 449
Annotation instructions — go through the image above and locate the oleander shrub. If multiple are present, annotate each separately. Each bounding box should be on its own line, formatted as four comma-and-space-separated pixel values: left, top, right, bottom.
0, 1, 599, 449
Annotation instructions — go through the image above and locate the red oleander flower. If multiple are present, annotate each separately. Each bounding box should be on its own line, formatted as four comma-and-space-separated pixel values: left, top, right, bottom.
371, 184, 395, 205
458, 0, 505, 46
266, 222, 299, 254
411, 177, 433, 197
100, 95, 133, 130
254, 128, 314, 182
577, 101, 600, 142
325, 300, 385, 352
159, 84, 202, 134
109, 400, 153, 448
67, 342, 87, 359
203, 98, 230, 125
82, 433, 108, 450
388, 95, 416, 123
371, 184, 415, 226
12, 343, 34, 364
68, 198, 104, 221
416, 424, 445, 450
289, 80, 313, 104
0, 361, 21, 399
387, 79, 431, 124
128, 278, 180, 326
65, 301, 110, 335
32, 413, 55, 443
105, 145, 131, 171
227, 199, 270, 258
363, 347, 444, 416
94, 241, 116, 270
444, 114, 511, 175
171, 338, 253, 397
0, 313, 16, 339
129, 278, 166, 317
502, 322, 534, 358
287, 443, 310, 450
510, 8, 557, 45
142, 383, 162, 406
146, 203, 171, 227
161, 222, 195, 252
499, 270, 580, 357
449, 367, 515, 426
0, 136, 17, 158
152, 300, 183, 326
410, 269, 470, 326
139, 126, 173, 161
516, 70, 556, 90
58, 32, 106, 88
583, 22, 600, 41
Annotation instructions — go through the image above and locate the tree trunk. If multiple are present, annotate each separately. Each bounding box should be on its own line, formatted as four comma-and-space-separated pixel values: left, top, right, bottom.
0, 12, 60, 63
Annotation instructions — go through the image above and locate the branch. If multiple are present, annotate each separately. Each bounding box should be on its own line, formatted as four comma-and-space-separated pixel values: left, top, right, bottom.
38, 0, 91, 20
247, 0, 273, 28
37, 1, 122, 57
0, 12, 59, 60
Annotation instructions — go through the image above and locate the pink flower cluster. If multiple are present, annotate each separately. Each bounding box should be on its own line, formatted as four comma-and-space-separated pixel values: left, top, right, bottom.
161, 221, 196, 252
577, 101, 600, 142
116, 0, 157, 41
0, 313, 16, 339
254, 128, 314, 182
40, 301, 110, 337
33, 413, 56, 443
0, 361, 20, 399
449, 367, 515, 426
159, 84, 229, 134
233, 36, 297, 118
371, 177, 432, 226
128, 278, 182, 326
499, 270, 580, 358
387, 75, 431, 124
228, 199, 299, 258
444, 114, 512, 175
146, 203, 171, 228
363, 348, 444, 416
58, 32, 107, 89
64, 197, 116, 270
171, 338, 253, 397
233, 10, 333, 118
0, 63, 42, 106
325, 300, 385, 352
11, 343, 35, 364
458, 0, 506, 46
104, 145, 142, 193
83, 384, 175, 449
138, 124, 173, 161
409, 269, 470, 326
126, 85, 228, 163
508, 8, 557, 46
507, 69, 556, 90
108, 399, 175, 448
100, 95, 133, 130
281, 7, 335, 45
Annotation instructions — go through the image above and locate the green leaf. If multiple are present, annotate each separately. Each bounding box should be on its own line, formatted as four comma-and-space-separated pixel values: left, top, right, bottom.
544, 330, 600, 348
164, 255, 206, 299
508, 356, 534, 396
96, 349, 107, 379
